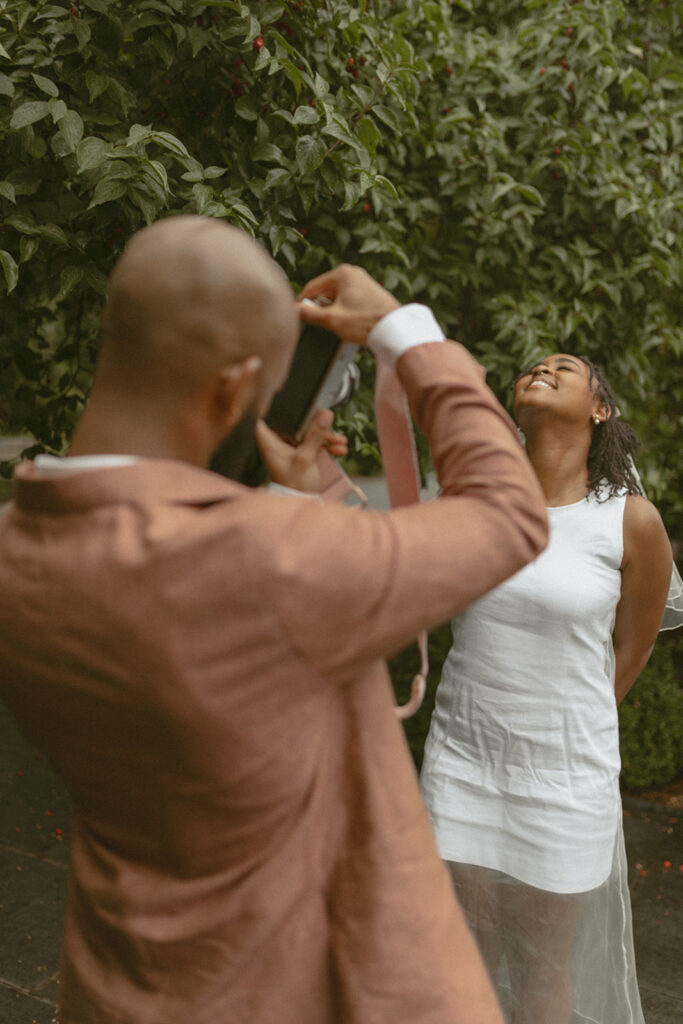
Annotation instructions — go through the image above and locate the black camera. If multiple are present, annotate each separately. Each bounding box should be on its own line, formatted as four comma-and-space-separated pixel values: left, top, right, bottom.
265, 321, 360, 443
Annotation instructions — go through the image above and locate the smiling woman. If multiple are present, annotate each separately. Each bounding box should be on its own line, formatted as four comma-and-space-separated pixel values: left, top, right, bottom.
420, 353, 674, 1024
513, 354, 642, 501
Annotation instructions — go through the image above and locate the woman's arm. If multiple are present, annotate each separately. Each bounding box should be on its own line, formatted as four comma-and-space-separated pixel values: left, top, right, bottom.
613, 494, 672, 704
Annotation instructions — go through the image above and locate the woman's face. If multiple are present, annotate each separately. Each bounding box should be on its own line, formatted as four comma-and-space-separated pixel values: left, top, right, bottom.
513, 353, 601, 429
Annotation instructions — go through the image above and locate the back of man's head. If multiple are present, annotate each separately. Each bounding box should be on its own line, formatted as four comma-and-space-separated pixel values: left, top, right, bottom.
96, 216, 297, 409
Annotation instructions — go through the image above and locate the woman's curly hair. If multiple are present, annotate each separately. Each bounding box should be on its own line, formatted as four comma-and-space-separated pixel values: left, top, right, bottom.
511, 355, 642, 499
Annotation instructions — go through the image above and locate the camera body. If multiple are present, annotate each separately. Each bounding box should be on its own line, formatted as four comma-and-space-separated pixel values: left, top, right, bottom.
265, 314, 359, 443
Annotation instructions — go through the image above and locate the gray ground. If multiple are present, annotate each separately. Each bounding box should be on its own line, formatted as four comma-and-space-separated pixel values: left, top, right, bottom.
0, 695, 681, 1024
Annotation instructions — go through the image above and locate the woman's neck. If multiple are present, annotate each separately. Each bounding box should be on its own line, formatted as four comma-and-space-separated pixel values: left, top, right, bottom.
525, 429, 591, 507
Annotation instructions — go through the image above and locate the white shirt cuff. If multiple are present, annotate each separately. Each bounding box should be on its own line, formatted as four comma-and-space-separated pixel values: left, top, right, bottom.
268, 482, 320, 500
367, 304, 445, 368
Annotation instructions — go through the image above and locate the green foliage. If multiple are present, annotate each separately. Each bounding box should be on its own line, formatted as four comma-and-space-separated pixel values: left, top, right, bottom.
1, 0, 680, 788
618, 631, 683, 790
0, 0, 681, 537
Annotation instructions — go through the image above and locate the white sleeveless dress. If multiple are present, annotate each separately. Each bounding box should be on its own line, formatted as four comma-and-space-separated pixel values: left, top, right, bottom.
421, 492, 645, 1024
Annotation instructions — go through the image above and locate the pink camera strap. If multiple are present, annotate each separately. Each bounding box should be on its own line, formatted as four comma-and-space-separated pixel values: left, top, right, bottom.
317, 359, 428, 719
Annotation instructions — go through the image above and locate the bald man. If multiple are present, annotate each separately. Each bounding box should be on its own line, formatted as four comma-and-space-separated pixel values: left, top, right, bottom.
0, 216, 548, 1024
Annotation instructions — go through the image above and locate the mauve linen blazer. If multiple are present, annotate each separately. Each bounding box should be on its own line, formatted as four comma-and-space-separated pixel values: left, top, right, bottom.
0, 341, 547, 1024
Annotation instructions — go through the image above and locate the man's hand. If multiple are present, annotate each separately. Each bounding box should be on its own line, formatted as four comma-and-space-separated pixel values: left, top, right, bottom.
298, 265, 400, 345
255, 409, 348, 493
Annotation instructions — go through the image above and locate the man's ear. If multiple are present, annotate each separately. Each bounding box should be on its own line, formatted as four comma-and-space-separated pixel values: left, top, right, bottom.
212, 356, 263, 433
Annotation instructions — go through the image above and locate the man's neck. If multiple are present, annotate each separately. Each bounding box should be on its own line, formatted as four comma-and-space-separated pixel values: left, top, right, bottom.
68, 397, 206, 467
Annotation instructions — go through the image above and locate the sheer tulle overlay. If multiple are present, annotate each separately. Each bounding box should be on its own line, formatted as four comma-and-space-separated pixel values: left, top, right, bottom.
445, 813, 643, 1024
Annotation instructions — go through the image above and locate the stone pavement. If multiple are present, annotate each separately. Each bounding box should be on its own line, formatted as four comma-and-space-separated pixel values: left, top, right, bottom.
1, 697, 681, 1024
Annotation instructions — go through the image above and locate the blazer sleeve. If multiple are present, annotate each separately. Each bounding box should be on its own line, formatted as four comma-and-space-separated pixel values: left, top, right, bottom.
263, 340, 549, 683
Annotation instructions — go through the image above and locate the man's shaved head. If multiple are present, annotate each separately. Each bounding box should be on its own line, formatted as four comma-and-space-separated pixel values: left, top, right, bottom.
97, 216, 298, 405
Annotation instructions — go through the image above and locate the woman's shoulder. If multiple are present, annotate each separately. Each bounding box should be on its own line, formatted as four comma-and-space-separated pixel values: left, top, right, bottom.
623, 493, 670, 555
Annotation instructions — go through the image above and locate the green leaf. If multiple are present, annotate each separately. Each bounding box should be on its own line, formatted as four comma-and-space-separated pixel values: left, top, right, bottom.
56, 266, 84, 301
0, 181, 16, 204
203, 166, 228, 179
192, 183, 214, 214
358, 117, 382, 150
374, 174, 399, 199
371, 104, 399, 132
264, 167, 290, 189
253, 45, 272, 73
149, 130, 190, 158
85, 71, 110, 102
49, 98, 68, 122
19, 236, 39, 263
341, 181, 362, 211
39, 224, 69, 246
58, 110, 85, 152
296, 136, 327, 175
34, 4, 70, 18
84, 266, 108, 295
88, 178, 128, 209
77, 136, 111, 173
293, 105, 318, 125
259, 2, 285, 22
252, 143, 284, 163
10, 101, 50, 129
0, 251, 19, 293
127, 123, 152, 146
278, 58, 303, 95
313, 73, 330, 99
235, 95, 261, 121
72, 16, 92, 50
0, 73, 14, 97
515, 184, 545, 206
6, 215, 40, 235
32, 73, 59, 97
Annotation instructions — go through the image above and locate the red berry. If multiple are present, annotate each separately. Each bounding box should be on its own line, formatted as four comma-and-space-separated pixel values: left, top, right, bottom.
560, 59, 569, 69
69, 5, 78, 13
234, 56, 243, 69
253, 36, 265, 50
351, 67, 360, 78
55, 827, 63, 835
662, 860, 672, 869
567, 27, 573, 36
553, 147, 561, 156
539, 66, 546, 75
441, 105, 450, 115
16, 770, 24, 777
309, 99, 316, 107
359, 56, 367, 66
568, 81, 575, 92
639, 869, 647, 877
553, 171, 561, 179
347, 56, 355, 67
363, 201, 371, 214
300, 228, 308, 236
